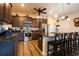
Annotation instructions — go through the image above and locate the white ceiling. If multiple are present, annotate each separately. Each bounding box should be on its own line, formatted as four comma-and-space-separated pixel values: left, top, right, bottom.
12, 3, 79, 17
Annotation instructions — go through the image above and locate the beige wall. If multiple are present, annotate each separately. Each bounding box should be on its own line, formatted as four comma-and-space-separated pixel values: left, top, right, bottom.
59, 11, 79, 33
48, 16, 56, 25
47, 16, 56, 36
47, 11, 79, 33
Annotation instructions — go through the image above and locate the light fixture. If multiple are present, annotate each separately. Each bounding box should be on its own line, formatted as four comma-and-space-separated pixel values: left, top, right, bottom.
54, 14, 58, 18
49, 11, 52, 14
67, 18, 70, 20
61, 16, 65, 19
54, 4, 58, 18
61, 3, 65, 20
21, 3, 24, 7
61, 4, 71, 20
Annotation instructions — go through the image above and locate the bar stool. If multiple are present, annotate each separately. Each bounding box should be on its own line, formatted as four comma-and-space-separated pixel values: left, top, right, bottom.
47, 32, 79, 56
47, 33, 64, 56
47, 41, 56, 56
63, 33, 68, 55
55, 33, 64, 56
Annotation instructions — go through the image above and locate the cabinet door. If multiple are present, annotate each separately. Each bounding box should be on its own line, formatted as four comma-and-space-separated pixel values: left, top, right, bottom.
32, 18, 39, 28
19, 17, 24, 27
0, 3, 12, 24
0, 3, 4, 19
38, 38, 42, 51
7, 4, 12, 23
12, 16, 24, 27
4, 3, 12, 24
12, 16, 19, 27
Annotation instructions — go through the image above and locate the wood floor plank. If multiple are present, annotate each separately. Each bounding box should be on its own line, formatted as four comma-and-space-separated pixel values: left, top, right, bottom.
24, 42, 33, 56
17, 40, 42, 56
29, 42, 40, 56
17, 41, 24, 56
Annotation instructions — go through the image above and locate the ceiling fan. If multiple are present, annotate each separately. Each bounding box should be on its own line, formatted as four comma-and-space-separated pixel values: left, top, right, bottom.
33, 8, 47, 15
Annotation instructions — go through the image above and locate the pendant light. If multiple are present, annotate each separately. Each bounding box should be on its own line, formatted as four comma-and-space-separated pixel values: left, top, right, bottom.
61, 16, 65, 20
66, 3, 70, 20
61, 3, 65, 20
54, 4, 58, 18
67, 18, 70, 20
61, 3, 70, 20
54, 14, 58, 18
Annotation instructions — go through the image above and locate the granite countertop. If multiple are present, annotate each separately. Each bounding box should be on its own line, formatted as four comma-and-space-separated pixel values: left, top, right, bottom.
0, 33, 18, 40
43, 35, 55, 41
43, 35, 55, 38
6, 33, 18, 39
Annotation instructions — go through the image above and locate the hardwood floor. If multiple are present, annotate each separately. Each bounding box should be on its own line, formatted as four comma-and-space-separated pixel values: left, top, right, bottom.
17, 40, 42, 56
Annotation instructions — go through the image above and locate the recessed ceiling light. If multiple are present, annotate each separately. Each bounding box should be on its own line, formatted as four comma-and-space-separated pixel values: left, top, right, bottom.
49, 11, 52, 14
21, 4, 24, 7
54, 14, 58, 18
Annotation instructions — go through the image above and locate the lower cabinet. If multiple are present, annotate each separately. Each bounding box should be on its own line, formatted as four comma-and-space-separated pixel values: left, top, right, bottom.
31, 30, 43, 51
0, 40, 17, 56
17, 32, 24, 41
38, 38, 43, 51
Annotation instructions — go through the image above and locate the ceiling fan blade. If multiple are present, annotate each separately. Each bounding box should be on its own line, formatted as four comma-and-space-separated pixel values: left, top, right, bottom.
41, 12, 47, 14
32, 11, 37, 13
33, 8, 47, 15
41, 8, 46, 11
34, 8, 39, 12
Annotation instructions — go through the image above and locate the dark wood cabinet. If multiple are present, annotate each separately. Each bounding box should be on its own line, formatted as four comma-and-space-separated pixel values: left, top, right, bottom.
12, 16, 24, 27
12, 16, 19, 27
0, 3, 5, 20
31, 30, 43, 51
31, 18, 47, 28
12, 16, 32, 27
12, 16, 47, 28
32, 18, 39, 28
0, 3, 12, 24
4, 4, 12, 23
38, 38, 43, 51
19, 17, 24, 27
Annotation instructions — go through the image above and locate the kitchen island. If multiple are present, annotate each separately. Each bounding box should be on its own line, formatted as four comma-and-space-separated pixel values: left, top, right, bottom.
42, 35, 55, 56
0, 31, 19, 56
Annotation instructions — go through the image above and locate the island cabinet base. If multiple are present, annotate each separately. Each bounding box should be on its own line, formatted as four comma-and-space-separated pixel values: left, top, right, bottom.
31, 30, 43, 51
42, 37, 48, 56
32, 40, 43, 56
42, 36, 55, 56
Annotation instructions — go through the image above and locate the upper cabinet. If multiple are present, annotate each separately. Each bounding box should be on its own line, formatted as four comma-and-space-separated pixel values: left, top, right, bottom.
12, 16, 24, 27
12, 15, 47, 27
32, 18, 47, 28
32, 18, 39, 28
0, 3, 4, 20
4, 3, 12, 24
0, 3, 12, 24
